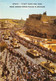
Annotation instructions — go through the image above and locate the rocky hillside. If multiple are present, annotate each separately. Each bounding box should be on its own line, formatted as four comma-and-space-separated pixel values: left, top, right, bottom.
25, 14, 56, 39
0, 19, 25, 29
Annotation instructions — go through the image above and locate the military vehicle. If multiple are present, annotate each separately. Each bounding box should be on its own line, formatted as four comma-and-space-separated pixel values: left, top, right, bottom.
27, 49, 41, 58
3, 35, 9, 40
40, 61, 56, 74
10, 38, 19, 43
11, 42, 20, 48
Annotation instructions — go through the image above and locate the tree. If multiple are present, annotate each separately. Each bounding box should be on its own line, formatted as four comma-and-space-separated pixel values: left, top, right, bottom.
54, 19, 56, 25
0, 42, 7, 52
1, 22, 5, 27
43, 12, 47, 15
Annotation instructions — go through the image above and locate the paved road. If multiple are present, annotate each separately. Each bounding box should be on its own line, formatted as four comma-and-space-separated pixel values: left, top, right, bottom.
2, 34, 56, 65
3, 36, 47, 65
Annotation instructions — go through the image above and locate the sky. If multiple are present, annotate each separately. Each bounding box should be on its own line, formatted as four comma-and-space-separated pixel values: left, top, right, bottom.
0, 0, 56, 20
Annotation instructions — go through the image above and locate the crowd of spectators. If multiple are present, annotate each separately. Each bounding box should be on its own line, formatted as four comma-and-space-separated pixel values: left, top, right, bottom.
5, 47, 55, 81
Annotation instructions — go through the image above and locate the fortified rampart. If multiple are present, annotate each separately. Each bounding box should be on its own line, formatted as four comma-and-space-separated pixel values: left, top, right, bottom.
29, 14, 56, 22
